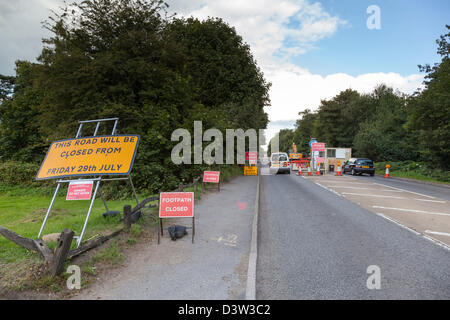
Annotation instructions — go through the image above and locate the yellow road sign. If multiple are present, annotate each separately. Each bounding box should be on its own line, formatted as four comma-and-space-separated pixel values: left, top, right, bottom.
36, 135, 140, 180
244, 166, 258, 176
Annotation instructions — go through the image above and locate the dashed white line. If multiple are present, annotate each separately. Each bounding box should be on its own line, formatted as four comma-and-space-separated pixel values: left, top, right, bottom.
373, 206, 450, 217
324, 186, 403, 192
373, 183, 436, 199
342, 193, 446, 203
375, 214, 450, 251
425, 230, 450, 237
375, 213, 421, 235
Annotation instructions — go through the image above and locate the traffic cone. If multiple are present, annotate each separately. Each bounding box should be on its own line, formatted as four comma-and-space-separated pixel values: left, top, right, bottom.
307, 166, 312, 176
384, 164, 390, 178
297, 169, 302, 176
316, 166, 321, 175
336, 166, 342, 176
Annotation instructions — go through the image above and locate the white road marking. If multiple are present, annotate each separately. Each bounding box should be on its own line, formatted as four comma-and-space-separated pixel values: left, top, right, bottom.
373, 183, 436, 199
375, 213, 421, 235
325, 186, 403, 192
342, 193, 446, 203
318, 180, 372, 185
373, 206, 450, 217
315, 182, 342, 197
413, 198, 446, 203
375, 214, 450, 251
425, 230, 450, 237
342, 192, 406, 199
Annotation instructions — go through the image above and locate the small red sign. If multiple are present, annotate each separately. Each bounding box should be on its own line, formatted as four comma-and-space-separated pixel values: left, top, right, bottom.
311, 143, 325, 152
203, 171, 220, 183
245, 152, 258, 161
316, 157, 325, 163
66, 181, 94, 200
159, 192, 194, 218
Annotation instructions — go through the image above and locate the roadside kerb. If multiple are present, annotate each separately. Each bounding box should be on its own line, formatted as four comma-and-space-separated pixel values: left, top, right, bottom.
245, 166, 260, 300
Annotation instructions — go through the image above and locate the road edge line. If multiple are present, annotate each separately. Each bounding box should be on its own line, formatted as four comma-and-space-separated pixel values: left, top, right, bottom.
245, 169, 260, 300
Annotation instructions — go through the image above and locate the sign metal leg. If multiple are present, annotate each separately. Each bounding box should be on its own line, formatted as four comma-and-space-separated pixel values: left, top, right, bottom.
38, 182, 61, 238
192, 217, 195, 244
98, 184, 109, 212
77, 180, 100, 247
128, 175, 139, 205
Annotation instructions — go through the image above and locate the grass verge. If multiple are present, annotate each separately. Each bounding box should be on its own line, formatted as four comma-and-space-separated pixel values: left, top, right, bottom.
374, 161, 450, 185
0, 165, 243, 298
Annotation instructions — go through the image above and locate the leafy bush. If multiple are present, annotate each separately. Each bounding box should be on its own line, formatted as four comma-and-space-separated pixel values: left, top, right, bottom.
374, 161, 450, 183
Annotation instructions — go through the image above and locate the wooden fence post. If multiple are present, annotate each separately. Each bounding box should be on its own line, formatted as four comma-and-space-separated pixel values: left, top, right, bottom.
50, 229, 74, 277
123, 205, 132, 230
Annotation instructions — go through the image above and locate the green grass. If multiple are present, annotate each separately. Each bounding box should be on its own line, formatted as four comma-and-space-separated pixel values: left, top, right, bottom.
0, 186, 138, 264
374, 161, 450, 184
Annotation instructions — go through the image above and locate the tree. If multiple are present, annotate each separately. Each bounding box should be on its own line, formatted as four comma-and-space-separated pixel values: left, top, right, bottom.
293, 109, 318, 152
0, 0, 270, 192
0, 74, 15, 103
406, 25, 450, 169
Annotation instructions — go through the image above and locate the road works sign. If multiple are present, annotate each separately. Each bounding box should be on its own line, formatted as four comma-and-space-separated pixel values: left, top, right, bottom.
66, 181, 94, 200
244, 166, 258, 176
159, 192, 194, 218
36, 135, 140, 180
246, 151, 258, 165
203, 171, 220, 183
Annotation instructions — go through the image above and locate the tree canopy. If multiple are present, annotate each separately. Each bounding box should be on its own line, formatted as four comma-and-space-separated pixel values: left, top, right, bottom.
0, 0, 270, 192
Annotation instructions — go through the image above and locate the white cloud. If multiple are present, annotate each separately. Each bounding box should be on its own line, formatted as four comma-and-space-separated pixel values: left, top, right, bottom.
267, 65, 424, 122
0, 0, 425, 145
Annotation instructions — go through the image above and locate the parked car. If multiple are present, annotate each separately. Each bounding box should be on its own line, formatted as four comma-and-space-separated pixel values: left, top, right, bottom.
342, 158, 375, 176
270, 152, 290, 174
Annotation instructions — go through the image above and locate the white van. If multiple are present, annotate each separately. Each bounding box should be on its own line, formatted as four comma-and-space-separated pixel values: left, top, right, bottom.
270, 152, 290, 174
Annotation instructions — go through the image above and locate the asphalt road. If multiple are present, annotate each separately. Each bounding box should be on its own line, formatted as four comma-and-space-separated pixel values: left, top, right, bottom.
256, 169, 450, 299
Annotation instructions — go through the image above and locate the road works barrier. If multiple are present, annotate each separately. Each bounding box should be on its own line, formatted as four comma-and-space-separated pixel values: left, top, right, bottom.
384, 164, 390, 178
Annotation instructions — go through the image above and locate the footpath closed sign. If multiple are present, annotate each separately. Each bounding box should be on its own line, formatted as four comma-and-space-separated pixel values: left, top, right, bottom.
203, 171, 220, 183
36, 135, 139, 180
66, 181, 94, 200
159, 192, 194, 218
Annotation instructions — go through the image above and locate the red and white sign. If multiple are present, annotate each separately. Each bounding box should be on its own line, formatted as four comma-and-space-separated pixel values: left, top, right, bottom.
203, 171, 220, 183
159, 192, 194, 218
316, 157, 325, 164
66, 181, 94, 200
311, 143, 325, 152
245, 152, 258, 162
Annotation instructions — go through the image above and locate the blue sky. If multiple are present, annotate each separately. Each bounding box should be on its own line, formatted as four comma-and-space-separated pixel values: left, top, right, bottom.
289, 0, 449, 76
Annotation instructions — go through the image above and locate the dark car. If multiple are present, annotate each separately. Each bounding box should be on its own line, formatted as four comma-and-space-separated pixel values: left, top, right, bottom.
342, 158, 375, 176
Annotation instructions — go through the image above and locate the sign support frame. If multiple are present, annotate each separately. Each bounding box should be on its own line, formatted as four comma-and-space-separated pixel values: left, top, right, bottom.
37, 118, 140, 247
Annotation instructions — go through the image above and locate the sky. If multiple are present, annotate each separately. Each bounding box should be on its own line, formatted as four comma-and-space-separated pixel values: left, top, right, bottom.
0, 0, 448, 145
